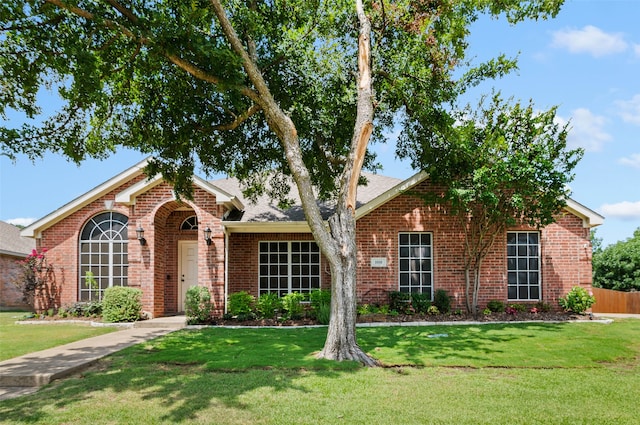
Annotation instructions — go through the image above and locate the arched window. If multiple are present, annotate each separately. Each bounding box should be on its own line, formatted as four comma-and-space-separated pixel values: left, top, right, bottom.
79, 212, 128, 301
180, 215, 198, 230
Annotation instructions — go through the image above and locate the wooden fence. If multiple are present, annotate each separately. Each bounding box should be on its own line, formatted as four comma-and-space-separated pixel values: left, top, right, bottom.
591, 287, 640, 314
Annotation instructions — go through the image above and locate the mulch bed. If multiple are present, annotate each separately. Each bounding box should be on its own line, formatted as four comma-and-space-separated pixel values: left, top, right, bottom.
209, 311, 590, 327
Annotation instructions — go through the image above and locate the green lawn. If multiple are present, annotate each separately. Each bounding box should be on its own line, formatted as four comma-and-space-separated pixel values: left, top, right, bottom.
1, 320, 639, 424
0, 312, 118, 361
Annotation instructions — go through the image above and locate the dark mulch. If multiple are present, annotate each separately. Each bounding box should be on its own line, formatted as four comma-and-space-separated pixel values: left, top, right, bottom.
208, 311, 589, 327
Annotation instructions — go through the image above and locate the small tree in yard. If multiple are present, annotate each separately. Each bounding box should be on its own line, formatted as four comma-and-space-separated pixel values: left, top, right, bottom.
408, 94, 582, 316
1, 0, 563, 364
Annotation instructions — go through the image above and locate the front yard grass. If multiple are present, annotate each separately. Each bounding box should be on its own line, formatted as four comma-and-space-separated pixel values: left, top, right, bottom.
1, 320, 639, 424
0, 311, 117, 361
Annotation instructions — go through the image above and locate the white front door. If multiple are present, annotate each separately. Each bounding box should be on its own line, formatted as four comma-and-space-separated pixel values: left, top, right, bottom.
178, 241, 198, 312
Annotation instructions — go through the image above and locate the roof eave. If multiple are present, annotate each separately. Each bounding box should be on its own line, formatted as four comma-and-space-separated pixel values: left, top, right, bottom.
564, 198, 605, 228
222, 221, 312, 233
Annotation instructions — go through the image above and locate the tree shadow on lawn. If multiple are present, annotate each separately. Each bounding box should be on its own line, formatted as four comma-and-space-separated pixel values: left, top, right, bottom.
357, 322, 567, 367
0, 327, 357, 423
0, 322, 569, 422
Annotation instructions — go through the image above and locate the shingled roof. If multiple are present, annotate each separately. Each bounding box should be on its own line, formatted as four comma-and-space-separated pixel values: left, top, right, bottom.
210, 173, 403, 222
0, 221, 36, 257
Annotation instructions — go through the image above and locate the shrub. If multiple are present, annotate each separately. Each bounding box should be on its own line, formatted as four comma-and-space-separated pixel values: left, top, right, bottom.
228, 291, 256, 319
282, 292, 305, 320
102, 286, 142, 322
486, 300, 505, 313
185, 286, 214, 325
389, 291, 411, 314
411, 293, 432, 314
508, 303, 526, 313
433, 289, 451, 314
256, 293, 282, 319
427, 305, 440, 315
309, 289, 331, 324
559, 286, 596, 314
535, 301, 552, 313
62, 301, 103, 318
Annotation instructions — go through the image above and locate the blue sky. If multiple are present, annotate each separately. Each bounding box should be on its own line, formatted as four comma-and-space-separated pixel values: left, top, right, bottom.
1, 0, 639, 247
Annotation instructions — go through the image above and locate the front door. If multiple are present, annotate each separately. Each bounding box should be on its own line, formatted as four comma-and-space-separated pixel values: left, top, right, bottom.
178, 241, 198, 312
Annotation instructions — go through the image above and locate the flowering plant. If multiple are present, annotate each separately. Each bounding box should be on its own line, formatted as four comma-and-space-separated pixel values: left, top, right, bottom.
14, 248, 58, 313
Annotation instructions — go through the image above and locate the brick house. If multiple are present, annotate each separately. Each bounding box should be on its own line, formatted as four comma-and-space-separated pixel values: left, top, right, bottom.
21, 158, 603, 317
0, 221, 36, 310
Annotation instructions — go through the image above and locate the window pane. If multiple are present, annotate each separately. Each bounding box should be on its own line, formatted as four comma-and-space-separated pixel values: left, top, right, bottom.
398, 233, 433, 294
79, 212, 128, 301
507, 232, 540, 300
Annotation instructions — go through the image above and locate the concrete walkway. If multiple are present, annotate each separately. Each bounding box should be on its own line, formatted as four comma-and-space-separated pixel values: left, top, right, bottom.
0, 316, 186, 401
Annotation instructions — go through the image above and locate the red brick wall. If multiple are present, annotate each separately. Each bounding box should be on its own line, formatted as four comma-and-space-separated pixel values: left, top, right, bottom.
227, 182, 594, 313
38, 177, 228, 318
0, 254, 31, 310
37, 174, 594, 317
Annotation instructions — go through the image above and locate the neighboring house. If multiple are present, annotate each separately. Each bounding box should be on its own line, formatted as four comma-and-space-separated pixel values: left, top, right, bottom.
21, 158, 603, 317
0, 220, 36, 310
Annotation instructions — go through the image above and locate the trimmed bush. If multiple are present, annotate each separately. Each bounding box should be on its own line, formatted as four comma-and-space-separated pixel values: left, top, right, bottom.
389, 291, 411, 314
411, 293, 432, 314
228, 291, 255, 319
559, 286, 596, 314
256, 293, 282, 319
433, 289, 451, 314
486, 300, 505, 313
185, 286, 214, 325
102, 286, 142, 322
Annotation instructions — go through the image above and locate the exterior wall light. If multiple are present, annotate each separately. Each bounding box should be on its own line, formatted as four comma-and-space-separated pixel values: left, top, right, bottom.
136, 226, 146, 245
204, 227, 212, 246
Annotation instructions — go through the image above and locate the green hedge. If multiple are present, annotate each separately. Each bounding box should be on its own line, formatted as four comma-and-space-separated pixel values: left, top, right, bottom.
102, 286, 143, 322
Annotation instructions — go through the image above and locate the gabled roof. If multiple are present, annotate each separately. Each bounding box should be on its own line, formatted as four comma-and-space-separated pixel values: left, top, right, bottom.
215, 173, 403, 233
21, 158, 604, 238
0, 221, 35, 257
21, 157, 243, 238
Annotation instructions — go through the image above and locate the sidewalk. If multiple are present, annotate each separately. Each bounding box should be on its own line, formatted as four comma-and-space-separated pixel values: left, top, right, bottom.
0, 316, 186, 401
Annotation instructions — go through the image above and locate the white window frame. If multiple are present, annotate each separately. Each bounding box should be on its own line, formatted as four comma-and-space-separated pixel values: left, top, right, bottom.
507, 231, 541, 301
398, 232, 433, 297
79, 212, 129, 301
258, 241, 321, 297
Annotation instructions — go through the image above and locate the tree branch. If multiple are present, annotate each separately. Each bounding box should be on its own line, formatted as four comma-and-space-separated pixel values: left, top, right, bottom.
212, 103, 262, 131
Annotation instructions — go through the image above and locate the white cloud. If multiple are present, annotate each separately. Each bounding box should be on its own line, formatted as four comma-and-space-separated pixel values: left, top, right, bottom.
615, 94, 640, 125
619, 153, 640, 168
6, 217, 36, 227
600, 201, 640, 220
557, 108, 611, 152
551, 25, 627, 57
635, 44, 640, 57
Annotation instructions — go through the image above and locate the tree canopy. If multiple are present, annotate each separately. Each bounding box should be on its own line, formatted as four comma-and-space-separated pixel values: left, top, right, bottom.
2, 0, 561, 196
593, 228, 640, 292
413, 94, 582, 314
1, 0, 565, 363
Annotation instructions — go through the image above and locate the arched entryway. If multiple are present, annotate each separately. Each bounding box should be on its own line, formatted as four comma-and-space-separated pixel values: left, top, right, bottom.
153, 202, 200, 315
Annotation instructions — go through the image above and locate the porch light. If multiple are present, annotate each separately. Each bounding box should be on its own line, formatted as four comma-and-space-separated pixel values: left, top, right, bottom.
204, 227, 212, 246
136, 226, 146, 246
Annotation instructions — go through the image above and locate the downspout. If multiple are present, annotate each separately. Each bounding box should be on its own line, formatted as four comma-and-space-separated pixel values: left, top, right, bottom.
223, 227, 229, 315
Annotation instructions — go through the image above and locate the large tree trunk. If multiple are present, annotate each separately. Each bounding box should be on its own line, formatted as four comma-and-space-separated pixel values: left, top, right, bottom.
316, 208, 379, 366
211, 0, 377, 364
